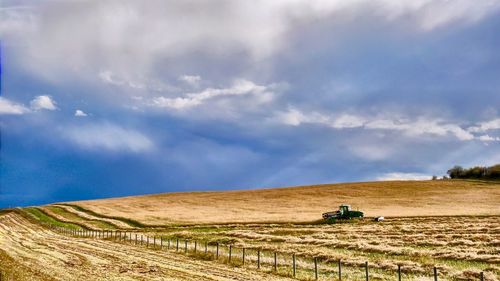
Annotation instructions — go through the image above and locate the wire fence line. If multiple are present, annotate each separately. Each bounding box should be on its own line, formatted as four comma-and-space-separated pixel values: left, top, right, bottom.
43, 225, 488, 281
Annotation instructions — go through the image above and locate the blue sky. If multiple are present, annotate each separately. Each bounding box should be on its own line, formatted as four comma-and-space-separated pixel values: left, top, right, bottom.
1, 0, 500, 208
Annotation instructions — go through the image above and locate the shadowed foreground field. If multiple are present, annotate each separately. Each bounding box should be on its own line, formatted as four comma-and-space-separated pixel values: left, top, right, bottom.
72, 180, 500, 224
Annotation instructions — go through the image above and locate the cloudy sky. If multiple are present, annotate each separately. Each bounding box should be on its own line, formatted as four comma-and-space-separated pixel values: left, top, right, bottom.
1, 0, 500, 207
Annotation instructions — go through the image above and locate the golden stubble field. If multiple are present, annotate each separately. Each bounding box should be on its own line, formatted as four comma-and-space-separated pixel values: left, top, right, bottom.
73, 180, 500, 224
1, 180, 499, 280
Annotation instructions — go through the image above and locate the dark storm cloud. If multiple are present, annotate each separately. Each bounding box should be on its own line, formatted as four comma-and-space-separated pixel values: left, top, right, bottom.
1, 0, 500, 207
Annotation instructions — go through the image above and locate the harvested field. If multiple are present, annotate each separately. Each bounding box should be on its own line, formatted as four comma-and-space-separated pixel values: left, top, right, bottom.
72, 180, 500, 224
132, 216, 499, 280
1, 180, 499, 280
0, 211, 294, 281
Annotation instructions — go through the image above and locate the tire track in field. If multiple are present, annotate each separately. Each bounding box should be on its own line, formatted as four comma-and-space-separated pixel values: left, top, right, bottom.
53, 204, 132, 229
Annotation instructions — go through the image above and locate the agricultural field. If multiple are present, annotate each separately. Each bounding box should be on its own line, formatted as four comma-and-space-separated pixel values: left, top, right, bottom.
73, 180, 500, 224
0, 180, 499, 280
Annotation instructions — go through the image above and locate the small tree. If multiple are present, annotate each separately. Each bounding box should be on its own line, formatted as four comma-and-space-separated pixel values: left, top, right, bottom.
487, 164, 500, 179
447, 165, 464, 179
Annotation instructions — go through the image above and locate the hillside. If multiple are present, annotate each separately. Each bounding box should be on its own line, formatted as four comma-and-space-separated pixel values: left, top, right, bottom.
1, 180, 498, 280
70, 180, 500, 225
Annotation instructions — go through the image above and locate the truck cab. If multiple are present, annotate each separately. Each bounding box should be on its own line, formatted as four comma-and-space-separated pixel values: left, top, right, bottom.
338, 204, 351, 215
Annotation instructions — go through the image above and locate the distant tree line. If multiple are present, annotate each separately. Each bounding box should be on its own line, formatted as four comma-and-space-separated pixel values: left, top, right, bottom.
446, 164, 500, 180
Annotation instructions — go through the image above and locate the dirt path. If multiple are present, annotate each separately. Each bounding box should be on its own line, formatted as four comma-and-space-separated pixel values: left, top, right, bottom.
0, 212, 293, 281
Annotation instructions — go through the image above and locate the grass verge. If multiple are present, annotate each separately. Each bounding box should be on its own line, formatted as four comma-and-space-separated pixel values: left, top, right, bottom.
20, 207, 83, 230
59, 204, 146, 228
45, 206, 117, 229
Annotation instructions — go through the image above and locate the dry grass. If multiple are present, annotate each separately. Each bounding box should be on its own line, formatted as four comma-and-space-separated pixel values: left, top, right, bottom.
0, 212, 295, 281
146, 216, 500, 280
71, 180, 500, 224
2, 180, 499, 280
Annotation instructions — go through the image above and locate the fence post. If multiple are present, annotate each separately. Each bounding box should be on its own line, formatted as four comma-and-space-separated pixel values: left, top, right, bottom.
141, 235, 143, 246
293, 253, 296, 278
161, 238, 163, 249
185, 240, 188, 253
129, 232, 131, 241
433, 266, 438, 281
229, 245, 232, 263
365, 261, 369, 281
314, 257, 318, 280
242, 248, 245, 266
257, 250, 261, 269
338, 259, 342, 281
168, 239, 170, 250
216, 242, 219, 259
398, 264, 401, 281
205, 241, 207, 254
480, 272, 484, 281
194, 241, 197, 253
135, 234, 137, 245
176, 239, 179, 252
146, 236, 149, 248
274, 252, 277, 272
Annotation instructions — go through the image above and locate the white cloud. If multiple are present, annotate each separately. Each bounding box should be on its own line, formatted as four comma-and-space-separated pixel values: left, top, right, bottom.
98, 70, 176, 93
99, 70, 145, 89
274, 107, 308, 126
178, 75, 201, 86
30, 95, 57, 111
375, 172, 431, 181
477, 134, 500, 142
0, 97, 29, 115
274, 108, 481, 141
364, 118, 474, 141
332, 114, 366, 129
98, 70, 117, 85
74, 109, 88, 117
151, 79, 272, 110
273, 107, 330, 126
468, 118, 500, 132
62, 123, 153, 152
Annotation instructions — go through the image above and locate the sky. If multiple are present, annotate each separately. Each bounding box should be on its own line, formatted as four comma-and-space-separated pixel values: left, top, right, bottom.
1, 0, 500, 208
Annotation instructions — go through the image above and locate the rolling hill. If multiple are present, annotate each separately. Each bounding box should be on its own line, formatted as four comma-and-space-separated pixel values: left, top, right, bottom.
69, 180, 500, 225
